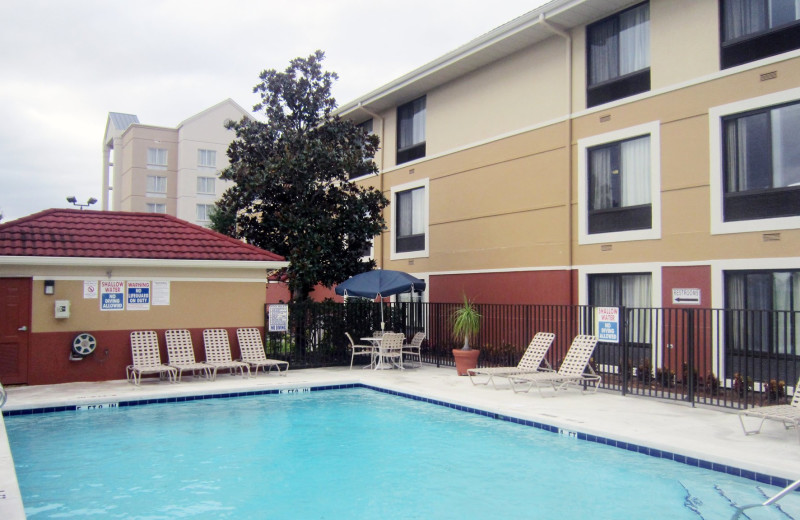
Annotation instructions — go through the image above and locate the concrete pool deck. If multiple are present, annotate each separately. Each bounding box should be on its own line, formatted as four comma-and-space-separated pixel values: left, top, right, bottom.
2, 365, 800, 519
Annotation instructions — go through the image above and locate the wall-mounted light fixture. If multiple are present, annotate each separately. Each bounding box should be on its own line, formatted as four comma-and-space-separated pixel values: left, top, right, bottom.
44, 280, 55, 295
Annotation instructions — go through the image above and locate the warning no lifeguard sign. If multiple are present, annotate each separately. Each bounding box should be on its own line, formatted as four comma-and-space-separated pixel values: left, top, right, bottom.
595, 306, 620, 343
127, 281, 151, 311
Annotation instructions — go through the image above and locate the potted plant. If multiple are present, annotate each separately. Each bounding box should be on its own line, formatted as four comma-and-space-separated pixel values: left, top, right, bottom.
451, 295, 481, 375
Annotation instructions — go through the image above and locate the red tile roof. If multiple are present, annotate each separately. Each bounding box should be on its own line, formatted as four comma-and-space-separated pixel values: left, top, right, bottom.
0, 209, 285, 262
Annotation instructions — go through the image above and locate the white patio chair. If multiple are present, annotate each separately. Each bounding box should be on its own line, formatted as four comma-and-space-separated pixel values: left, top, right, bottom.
468, 332, 555, 388
236, 328, 289, 376
165, 329, 212, 382
376, 332, 404, 370
508, 335, 600, 395
127, 331, 178, 386
739, 378, 800, 442
346, 332, 375, 370
202, 329, 251, 380
402, 332, 425, 368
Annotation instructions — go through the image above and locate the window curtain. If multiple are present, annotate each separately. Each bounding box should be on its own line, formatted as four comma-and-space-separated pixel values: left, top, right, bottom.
588, 17, 618, 85
771, 103, 800, 188
723, 0, 767, 41
619, 4, 650, 76
590, 147, 613, 210
621, 136, 651, 206
724, 113, 771, 192
398, 187, 424, 237
623, 274, 651, 343
398, 98, 426, 150
590, 275, 619, 307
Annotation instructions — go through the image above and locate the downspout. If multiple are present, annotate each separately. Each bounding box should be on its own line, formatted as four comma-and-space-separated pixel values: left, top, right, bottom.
539, 13, 575, 305
357, 102, 386, 269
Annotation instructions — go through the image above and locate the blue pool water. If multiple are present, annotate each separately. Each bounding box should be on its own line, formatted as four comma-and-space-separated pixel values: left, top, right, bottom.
5, 388, 798, 519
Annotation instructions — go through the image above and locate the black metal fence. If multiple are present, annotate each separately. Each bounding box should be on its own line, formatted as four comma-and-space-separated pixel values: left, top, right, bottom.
265, 302, 800, 410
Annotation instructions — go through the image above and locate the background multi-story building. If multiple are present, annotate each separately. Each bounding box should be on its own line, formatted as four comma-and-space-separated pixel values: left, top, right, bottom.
331, 0, 800, 324
101, 98, 249, 226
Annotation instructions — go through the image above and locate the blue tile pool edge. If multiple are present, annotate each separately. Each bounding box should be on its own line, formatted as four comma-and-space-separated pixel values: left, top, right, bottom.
2, 382, 791, 489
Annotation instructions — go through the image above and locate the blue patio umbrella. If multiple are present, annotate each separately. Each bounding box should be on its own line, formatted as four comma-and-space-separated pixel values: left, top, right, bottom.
335, 269, 426, 329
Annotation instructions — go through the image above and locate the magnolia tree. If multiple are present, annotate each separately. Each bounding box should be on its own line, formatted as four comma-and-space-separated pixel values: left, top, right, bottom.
212, 51, 388, 301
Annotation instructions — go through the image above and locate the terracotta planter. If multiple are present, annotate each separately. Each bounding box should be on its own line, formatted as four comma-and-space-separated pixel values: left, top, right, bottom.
452, 349, 480, 376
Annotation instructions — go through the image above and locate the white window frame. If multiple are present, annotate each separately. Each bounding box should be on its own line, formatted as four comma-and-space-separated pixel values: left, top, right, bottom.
147, 148, 168, 170
391, 178, 429, 260
710, 86, 800, 235
197, 176, 215, 195
578, 121, 661, 245
198, 149, 217, 168
196, 203, 213, 222
146, 175, 167, 196
146, 203, 166, 214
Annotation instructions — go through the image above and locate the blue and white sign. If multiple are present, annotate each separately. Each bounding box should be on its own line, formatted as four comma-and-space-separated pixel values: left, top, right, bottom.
596, 306, 620, 343
100, 281, 125, 311
269, 304, 289, 332
127, 281, 151, 311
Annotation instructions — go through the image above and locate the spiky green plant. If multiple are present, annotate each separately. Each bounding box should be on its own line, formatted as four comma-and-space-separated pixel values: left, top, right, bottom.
452, 295, 481, 351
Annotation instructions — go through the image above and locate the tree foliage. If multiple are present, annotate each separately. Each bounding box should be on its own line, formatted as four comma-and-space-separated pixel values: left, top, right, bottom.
213, 51, 388, 301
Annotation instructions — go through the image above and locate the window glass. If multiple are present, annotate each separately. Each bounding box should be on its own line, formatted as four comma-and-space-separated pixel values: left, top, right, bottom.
722, 0, 800, 42
589, 273, 651, 307
724, 101, 800, 193
396, 186, 425, 253
397, 97, 426, 164
198, 149, 216, 168
196, 204, 212, 221
147, 148, 167, 169
146, 203, 166, 214
146, 175, 167, 194
588, 3, 650, 86
197, 176, 215, 194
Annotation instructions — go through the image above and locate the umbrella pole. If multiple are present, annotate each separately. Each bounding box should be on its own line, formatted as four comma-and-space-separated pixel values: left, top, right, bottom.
379, 293, 385, 331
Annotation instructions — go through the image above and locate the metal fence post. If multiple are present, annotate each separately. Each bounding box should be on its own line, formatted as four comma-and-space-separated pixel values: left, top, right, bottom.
686, 308, 695, 407
620, 306, 628, 397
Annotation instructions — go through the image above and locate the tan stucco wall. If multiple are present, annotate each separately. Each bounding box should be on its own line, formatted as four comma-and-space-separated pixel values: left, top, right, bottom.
118, 126, 179, 213
30, 278, 265, 334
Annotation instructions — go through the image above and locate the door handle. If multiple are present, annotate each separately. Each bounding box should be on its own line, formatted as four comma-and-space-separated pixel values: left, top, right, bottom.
18, 326, 27, 331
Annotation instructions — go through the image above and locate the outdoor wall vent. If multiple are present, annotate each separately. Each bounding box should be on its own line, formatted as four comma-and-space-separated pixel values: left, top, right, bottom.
763, 232, 781, 242
409, 168, 415, 175
600, 244, 612, 251
760, 71, 778, 81
599, 114, 611, 123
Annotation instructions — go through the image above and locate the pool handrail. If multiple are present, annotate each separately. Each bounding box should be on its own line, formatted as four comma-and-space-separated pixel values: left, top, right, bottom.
730, 478, 800, 519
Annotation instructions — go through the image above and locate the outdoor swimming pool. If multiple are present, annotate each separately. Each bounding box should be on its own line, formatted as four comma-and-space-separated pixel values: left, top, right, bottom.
5, 387, 800, 519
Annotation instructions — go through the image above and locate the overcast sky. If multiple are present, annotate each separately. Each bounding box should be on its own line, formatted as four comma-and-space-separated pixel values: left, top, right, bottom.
0, 0, 548, 222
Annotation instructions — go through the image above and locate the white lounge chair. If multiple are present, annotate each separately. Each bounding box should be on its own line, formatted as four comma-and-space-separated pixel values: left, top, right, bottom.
345, 332, 375, 370
202, 329, 251, 380
508, 334, 600, 395
165, 329, 212, 382
127, 331, 178, 386
467, 332, 555, 388
739, 379, 800, 442
402, 332, 425, 368
236, 328, 289, 376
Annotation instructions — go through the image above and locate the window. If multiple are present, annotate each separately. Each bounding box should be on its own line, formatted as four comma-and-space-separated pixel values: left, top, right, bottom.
146, 175, 167, 195
197, 176, 215, 195
198, 149, 216, 168
588, 135, 651, 234
722, 100, 800, 221
589, 273, 652, 347
147, 148, 168, 170
397, 97, 426, 164
586, 2, 650, 108
146, 203, 166, 214
578, 121, 660, 244
350, 119, 375, 180
391, 179, 429, 259
721, 0, 800, 69
196, 204, 213, 222
726, 270, 800, 355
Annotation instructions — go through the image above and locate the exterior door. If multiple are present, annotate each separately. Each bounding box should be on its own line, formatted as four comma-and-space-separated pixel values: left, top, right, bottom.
0, 278, 31, 385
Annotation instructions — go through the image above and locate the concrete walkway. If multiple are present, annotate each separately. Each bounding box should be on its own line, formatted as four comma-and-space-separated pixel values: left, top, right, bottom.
2, 365, 799, 519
